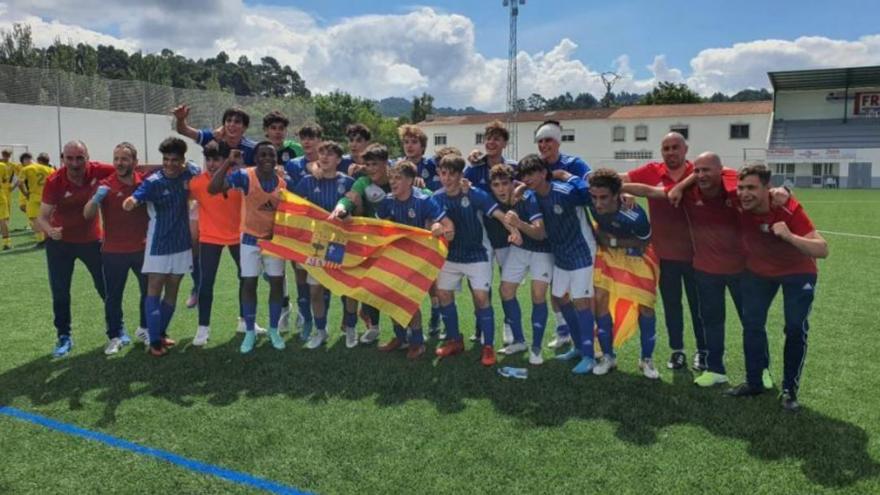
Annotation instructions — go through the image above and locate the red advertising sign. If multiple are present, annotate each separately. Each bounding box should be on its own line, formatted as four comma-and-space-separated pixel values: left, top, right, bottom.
854, 92, 880, 115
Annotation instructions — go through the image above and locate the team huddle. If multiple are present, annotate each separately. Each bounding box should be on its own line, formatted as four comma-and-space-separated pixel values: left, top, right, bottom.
26, 105, 828, 412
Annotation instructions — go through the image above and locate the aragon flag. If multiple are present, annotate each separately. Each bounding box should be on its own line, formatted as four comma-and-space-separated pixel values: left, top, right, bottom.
259, 191, 449, 325
592, 244, 660, 347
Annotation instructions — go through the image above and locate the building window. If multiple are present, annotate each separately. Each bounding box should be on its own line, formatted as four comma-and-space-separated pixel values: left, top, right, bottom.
562, 129, 575, 142
475, 133, 484, 145
614, 150, 653, 160
634, 125, 648, 141
670, 124, 689, 140
612, 126, 625, 142
775, 163, 795, 175
730, 124, 750, 139
434, 134, 447, 146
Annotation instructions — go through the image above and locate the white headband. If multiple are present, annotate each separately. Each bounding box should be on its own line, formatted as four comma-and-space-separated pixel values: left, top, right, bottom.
535, 123, 562, 143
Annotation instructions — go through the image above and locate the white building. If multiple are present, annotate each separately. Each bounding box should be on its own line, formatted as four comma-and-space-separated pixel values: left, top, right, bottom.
761, 66, 880, 188
420, 65, 880, 188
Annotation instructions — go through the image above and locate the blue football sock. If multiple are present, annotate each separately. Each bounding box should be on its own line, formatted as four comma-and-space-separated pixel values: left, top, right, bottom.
159, 301, 175, 337
242, 301, 257, 331
439, 303, 460, 340
597, 313, 615, 358
639, 313, 657, 360
531, 302, 548, 349
501, 298, 525, 343
269, 302, 282, 329
342, 310, 357, 329
555, 310, 570, 337
393, 324, 407, 342
315, 316, 327, 331
429, 304, 440, 329
477, 307, 495, 346
296, 283, 311, 323
145, 296, 161, 346
410, 328, 424, 345
559, 303, 582, 351
576, 308, 595, 359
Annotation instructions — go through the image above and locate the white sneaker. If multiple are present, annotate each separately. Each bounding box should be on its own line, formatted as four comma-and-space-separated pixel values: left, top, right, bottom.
193, 325, 210, 347
360, 326, 380, 344
547, 334, 571, 349
502, 323, 514, 346
305, 329, 327, 350
500, 342, 528, 355
592, 355, 617, 376
528, 348, 544, 366
134, 327, 149, 345
104, 338, 124, 355
237, 318, 267, 335
345, 327, 358, 348
639, 358, 660, 380
278, 305, 291, 333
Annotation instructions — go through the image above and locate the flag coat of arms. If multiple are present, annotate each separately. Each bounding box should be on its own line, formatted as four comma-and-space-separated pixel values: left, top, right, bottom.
259, 191, 448, 325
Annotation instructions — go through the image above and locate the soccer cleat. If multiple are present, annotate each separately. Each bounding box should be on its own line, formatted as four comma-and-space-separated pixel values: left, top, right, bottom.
345, 327, 359, 348
692, 352, 707, 372
437, 330, 447, 340
500, 342, 528, 355
305, 330, 328, 350
185, 292, 198, 309
762, 369, 774, 390
278, 305, 291, 334
119, 330, 132, 346
237, 319, 267, 335
555, 347, 581, 362
667, 351, 687, 370
498, 366, 528, 379
104, 338, 123, 355
780, 390, 801, 412
161, 337, 176, 348
193, 326, 211, 347
502, 323, 514, 346
360, 326, 380, 344
268, 328, 286, 350
148, 345, 168, 357
572, 356, 596, 375
694, 371, 729, 387
640, 358, 661, 379
468, 333, 482, 343
428, 325, 440, 338
480, 345, 497, 367
135, 327, 149, 345
528, 347, 544, 366
240, 331, 257, 354
725, 383, 764, 397
378, 338, 405, 352
592, 355, 617, 376
406, 344, 426, 360
435, 339, 465, 358
547, 334, 571, 349
52, 336, 73, 358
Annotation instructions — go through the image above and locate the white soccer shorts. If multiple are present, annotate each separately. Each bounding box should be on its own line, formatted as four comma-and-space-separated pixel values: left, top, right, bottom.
501, 246, 553, 284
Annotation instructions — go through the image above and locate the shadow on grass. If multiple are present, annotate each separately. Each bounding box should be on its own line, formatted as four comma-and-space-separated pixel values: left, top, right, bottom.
0, 335, 877, 489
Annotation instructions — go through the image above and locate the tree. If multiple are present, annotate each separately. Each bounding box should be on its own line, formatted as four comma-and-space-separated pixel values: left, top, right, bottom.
0, 23, 38, 67
641, 81, 703, 105
526, 93, 547, 111
411, 92, 434, 123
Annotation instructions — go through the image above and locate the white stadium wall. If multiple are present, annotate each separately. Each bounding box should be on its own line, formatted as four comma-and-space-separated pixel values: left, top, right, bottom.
0, 102, 201, 165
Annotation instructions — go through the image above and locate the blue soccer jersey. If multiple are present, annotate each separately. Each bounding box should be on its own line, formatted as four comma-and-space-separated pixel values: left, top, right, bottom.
433, 186, 498, 263
547, 153, 591, 179
514, 190, 551, 253
283, 157, 307, 191
133, 166, 198, 255
591, 203, 651, 256
464, 157, 517, 194
340, 155, 356, 175
484, 201, 512, 250
534, 176, 594, 270
294, 173, 355, 212
409, 156, 441, 192
376, 187, 446, 228
196, 129, 257, 166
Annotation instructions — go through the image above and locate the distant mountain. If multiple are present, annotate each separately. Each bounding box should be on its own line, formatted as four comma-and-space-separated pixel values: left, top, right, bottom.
374, 97, 487, 118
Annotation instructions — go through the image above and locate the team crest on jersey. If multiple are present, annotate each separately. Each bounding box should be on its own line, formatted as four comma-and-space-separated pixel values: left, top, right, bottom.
612, 221, 620, 228
461, 196, 470, 208
760, 223, 770, 233
337, 183, 346, 194
408, 208, 416, 219
421, 168, 430, 179
553, 204, 563, 215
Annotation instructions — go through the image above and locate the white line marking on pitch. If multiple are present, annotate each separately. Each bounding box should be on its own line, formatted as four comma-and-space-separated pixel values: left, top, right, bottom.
818, 230, 880, 240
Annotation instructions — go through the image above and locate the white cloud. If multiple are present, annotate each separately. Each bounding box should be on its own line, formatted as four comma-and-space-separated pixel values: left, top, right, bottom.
1, 1, 879, 110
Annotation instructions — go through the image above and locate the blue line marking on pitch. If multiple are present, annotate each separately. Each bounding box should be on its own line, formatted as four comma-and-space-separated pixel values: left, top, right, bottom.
0, 406, 310, 495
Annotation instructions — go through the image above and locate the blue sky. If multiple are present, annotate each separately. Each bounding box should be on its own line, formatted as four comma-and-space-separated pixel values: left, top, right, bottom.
254, 0, 879, 79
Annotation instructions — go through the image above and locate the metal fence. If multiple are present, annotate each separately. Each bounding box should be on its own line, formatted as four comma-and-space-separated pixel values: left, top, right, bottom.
0, 64, 314, 160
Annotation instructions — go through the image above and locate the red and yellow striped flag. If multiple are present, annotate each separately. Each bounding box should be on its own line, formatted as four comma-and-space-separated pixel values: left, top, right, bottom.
259, 191, 448, 325
593, 245, 660, 347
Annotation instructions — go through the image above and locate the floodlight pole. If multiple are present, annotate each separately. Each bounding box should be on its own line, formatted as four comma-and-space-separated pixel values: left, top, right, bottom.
503, 0, 525, 160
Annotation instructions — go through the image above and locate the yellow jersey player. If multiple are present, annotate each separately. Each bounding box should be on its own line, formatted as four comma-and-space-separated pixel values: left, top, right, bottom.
0, 151, 13, 249
19, 152, 55, 245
